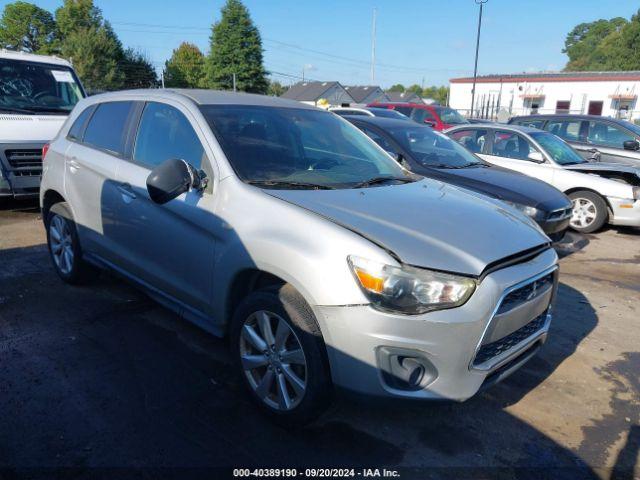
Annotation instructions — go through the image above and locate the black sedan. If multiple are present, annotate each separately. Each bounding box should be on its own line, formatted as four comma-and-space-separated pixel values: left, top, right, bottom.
345, 116, 573, 241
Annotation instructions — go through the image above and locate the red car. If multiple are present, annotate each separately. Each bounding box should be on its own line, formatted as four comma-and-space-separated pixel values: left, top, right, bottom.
367, 102, 469, 131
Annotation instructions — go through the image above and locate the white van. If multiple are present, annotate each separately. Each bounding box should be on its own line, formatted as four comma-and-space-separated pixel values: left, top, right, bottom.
1, 50, 85, 199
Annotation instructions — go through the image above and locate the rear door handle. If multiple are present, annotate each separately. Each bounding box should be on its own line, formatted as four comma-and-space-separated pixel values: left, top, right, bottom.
117, 183, 137, 202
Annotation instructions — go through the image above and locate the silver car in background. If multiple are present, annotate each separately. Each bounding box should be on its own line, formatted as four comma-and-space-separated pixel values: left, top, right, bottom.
40, 89, 558, 424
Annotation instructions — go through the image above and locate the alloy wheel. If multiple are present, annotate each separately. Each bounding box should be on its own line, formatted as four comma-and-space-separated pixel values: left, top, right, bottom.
239, 310, 307, 411
49, 214, 74, 275
570, 197, 597, 229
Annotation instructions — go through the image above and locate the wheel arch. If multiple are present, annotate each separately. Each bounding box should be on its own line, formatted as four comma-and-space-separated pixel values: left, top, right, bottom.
42, 189, 67, 223
564, 187, 613, 217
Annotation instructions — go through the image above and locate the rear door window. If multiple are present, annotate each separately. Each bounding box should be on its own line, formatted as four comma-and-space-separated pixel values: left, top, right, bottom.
491, 130, 541, 161
449, 129, 488, 153
83, 102, 134, 156
133, 102, 206, 169
544, 120, 583, 142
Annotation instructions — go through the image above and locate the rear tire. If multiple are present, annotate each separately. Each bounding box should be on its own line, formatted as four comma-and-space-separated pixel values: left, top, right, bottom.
230, 284, 332, 425
46, 202, 98, 284
568, 191, 608, 233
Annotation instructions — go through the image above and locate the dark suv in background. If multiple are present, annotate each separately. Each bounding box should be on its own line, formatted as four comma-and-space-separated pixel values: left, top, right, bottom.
509, 114, 640, 166
368, 102, 469, 131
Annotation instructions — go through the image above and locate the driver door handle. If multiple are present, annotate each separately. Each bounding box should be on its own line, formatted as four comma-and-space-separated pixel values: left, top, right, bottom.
117, 183, 137, 201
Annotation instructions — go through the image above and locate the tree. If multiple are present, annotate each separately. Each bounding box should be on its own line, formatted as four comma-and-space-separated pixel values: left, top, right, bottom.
387, 84, 405, 92
55, 1, 125, 91
164, 42, 207, 88
55, 0, 102, 39
121, 48, 158, 89
421, 85, 449, 104
0, 1, 56, 53
267, 80, 287, 96
60, 26, 124, 92
563, 16, 630, 71
206, 0, 268, 93
406, 84, 422, 95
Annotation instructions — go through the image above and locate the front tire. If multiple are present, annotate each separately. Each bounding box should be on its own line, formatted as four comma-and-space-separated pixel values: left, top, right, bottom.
230, 284, 332, 425
46, 202, 98, 284
568, 191, 608, 233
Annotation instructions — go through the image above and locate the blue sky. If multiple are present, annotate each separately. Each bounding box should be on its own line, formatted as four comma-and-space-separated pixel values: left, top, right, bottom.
5, 0, 640, 87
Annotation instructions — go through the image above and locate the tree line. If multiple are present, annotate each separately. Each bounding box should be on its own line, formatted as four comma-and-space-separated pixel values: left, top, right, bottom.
563, 9, 640, 71
0, 0, 270, 94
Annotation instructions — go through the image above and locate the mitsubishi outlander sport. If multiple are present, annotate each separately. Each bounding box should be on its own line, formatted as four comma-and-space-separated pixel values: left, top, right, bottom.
40, 89, 559, 423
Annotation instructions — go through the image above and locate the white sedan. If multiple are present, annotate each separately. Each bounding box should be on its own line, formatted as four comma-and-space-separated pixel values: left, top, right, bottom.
446, 124, 640, 233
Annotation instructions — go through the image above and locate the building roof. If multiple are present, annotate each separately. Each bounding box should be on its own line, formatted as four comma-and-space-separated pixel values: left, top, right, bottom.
0, 49, 73, 67
385, 91, 422, 102
450, 71, 640, 84
343, 85, 384, 103
280, 81, 345, 101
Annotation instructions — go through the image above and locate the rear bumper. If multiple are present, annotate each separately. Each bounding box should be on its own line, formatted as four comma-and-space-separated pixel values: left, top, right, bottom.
608, 197, 640, 227
314, 248, 559, 401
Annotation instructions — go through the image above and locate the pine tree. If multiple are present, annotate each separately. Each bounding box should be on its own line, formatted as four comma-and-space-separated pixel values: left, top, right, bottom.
206, 0, 268, 94
0, 1, 57, 54
121, 48, 158, 89
55, 0, 124, 92
164, 42, 207, 88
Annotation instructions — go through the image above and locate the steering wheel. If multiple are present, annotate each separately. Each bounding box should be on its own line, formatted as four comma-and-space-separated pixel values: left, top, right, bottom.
309, 157, 339, 170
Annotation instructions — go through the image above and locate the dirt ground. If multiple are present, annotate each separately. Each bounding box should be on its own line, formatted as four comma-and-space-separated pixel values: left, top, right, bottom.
0, 198, 638, 480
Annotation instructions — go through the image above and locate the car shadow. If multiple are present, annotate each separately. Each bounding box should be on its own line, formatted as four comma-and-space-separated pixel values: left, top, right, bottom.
0, 197, 40, 213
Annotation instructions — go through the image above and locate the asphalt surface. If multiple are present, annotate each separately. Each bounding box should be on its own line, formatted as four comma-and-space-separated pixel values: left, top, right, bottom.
0, 198, 639, 480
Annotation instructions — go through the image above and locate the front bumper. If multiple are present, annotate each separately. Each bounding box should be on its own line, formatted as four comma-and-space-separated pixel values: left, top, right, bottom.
537, 207, 572, 241
315, 248, 558, 401
608, 197, 640, 227
0, 142, 44, 198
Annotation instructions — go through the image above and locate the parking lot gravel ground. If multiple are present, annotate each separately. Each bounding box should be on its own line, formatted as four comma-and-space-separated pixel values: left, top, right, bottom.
0, 199, 638, 479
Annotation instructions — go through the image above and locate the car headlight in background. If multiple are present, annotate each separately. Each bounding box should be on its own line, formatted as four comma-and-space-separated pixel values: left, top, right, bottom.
348, 256, 476, 315
502, 201, 542, 219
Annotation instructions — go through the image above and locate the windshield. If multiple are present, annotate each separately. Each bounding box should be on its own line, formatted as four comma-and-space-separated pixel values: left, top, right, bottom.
619, 119, 640, 137
390, 125, 483, 168
530, 132, 587, 165
0, 58, 84, 114
434, 107, 468, 125
200, 105, 415, 188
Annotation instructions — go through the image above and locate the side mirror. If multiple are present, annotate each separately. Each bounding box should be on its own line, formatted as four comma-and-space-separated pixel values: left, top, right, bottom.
146, 158, 206, 204
623, 139, 640, 151
527, 151, 545, 163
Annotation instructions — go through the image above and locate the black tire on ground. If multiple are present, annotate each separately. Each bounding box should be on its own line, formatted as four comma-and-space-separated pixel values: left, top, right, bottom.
45, 202, 98, 284
568, 190, 608, 234
230, 284, 332, 426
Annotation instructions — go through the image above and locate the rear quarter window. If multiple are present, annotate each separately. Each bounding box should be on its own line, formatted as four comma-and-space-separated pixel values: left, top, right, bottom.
67, 106, 94, 141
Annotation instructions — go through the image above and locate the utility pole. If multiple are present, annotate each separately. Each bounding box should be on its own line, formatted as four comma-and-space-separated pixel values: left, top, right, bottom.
232, 73, 237, 92
160, 70, 165, 89
470, 0, 488, 118
302, 65, 305, 82
371, 8, 377, 83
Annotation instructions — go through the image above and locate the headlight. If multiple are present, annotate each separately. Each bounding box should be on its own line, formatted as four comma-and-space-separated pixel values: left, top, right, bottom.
502, 201, 541, 219
348, 256, 476, 315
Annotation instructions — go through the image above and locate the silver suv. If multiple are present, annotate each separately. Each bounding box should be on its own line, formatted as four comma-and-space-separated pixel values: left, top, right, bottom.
40, 89, 559, 423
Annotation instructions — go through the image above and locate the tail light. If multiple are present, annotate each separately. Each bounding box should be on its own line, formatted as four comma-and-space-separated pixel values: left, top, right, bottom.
42, 143, 50, 161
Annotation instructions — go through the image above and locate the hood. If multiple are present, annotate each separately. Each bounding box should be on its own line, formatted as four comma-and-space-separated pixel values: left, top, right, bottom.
0, 115, 67, 142
423, 164, 571, 211
266, 179, 549, 276
564, 162, 640, 186
564, 162, 640, 175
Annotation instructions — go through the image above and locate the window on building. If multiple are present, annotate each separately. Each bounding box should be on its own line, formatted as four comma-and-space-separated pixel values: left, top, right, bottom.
556, 101, 571, 114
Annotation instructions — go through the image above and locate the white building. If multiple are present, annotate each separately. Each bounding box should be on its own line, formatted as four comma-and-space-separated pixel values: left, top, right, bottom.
449, 71, 640, 121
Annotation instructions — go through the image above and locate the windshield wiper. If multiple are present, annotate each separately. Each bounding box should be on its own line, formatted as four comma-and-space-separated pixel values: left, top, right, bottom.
0, 106, 35, 114
247, 180, 335, 190
353, 176, 414, 188
444, 163, 486, 169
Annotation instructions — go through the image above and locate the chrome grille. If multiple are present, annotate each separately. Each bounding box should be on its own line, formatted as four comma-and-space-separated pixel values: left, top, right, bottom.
496, 272, 554, 315
6, 149, 43, 169
473, 311, 548, 366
